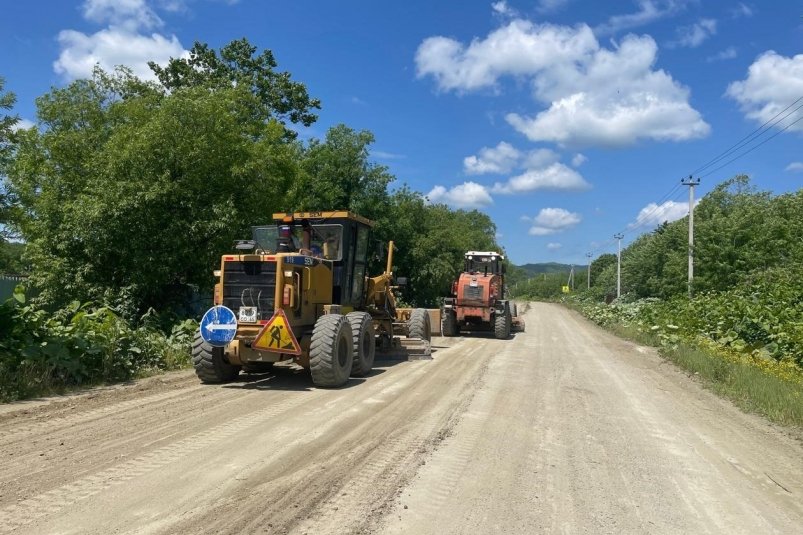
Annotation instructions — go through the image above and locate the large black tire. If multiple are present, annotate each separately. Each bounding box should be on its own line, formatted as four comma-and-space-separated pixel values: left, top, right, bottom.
441, 309, 458, 337
310, 314, 353, 387
408, 308, 432, 341
494, 310, 510, 340
192, 329, 240, 383
347, 311, 375, 376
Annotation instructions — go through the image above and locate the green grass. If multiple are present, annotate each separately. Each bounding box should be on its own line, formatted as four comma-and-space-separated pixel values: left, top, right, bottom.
661, 343, 803, 427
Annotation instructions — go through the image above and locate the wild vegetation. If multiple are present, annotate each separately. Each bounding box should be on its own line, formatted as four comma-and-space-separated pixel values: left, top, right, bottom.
565, 177, 803, 425
0, 39, 499, 401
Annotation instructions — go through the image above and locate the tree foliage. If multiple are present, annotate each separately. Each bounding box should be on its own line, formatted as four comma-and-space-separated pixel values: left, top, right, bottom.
0, 76, 19, 241
4, 51, 500, 315
149, 38, 321, 133
589, 175, 803, 301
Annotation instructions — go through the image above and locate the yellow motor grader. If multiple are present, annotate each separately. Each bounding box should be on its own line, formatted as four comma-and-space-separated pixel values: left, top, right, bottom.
193, 211, 432, 387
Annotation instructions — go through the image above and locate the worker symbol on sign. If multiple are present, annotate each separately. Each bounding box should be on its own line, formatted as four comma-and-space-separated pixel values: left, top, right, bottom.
269, 324, 283, 347
252, 309, 302, 355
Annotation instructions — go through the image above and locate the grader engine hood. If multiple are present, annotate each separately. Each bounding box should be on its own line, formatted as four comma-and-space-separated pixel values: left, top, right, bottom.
456, 273, 501, 307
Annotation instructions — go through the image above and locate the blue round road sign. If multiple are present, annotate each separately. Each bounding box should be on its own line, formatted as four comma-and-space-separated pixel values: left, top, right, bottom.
200, 305, 237, 347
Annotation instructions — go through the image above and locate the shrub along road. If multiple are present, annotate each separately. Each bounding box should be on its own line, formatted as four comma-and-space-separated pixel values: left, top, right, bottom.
0, 303, 801, 534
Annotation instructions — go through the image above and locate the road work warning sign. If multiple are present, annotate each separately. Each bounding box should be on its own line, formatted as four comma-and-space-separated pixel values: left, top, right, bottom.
252, 309, 302, 355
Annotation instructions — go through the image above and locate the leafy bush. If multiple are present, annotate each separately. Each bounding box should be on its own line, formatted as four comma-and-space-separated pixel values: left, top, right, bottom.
0, 287, 196, 402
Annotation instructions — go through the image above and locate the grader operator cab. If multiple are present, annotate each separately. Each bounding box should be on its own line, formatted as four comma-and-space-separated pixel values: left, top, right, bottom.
193, 211, 432, 388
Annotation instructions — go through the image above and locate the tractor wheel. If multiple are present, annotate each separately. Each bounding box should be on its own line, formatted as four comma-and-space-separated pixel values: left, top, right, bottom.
192, 329, 240, 383
347, 311, 375, 376
243, 362, 274, 373
408, 308, 432, 341
494, 311, 510, 340
441, 310, 458, 337
310, 314, 354, 387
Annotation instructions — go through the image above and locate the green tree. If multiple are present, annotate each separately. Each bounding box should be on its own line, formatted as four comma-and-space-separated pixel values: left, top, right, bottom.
1, 76, 20, 241
7, 67, 300, 316
149, 38, 321, 134
293, 125, 394, 221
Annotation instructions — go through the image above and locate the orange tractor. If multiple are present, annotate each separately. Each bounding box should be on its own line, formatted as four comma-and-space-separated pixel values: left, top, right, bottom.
440, 251, 524, 339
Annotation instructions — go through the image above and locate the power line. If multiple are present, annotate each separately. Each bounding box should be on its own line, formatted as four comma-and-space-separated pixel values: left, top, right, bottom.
692, 96, 803, 176
700, 111, 803, 179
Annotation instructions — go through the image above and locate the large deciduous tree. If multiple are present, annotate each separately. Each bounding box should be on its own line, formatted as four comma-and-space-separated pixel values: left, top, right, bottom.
7, 67, 301, 316
149, 38, 321, 135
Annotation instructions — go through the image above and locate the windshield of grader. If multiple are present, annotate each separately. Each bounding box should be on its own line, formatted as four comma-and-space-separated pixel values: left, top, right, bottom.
252, 224, 343, 261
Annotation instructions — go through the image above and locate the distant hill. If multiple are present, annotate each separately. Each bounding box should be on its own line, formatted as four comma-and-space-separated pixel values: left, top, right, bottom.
516, 262, 580, 275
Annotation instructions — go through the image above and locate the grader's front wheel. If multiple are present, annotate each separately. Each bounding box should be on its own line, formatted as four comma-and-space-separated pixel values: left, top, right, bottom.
310, 314, 354, 387
192, 329, 240, 383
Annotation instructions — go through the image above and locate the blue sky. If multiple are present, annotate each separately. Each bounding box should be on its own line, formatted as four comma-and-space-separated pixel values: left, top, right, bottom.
1, 0, 801, 266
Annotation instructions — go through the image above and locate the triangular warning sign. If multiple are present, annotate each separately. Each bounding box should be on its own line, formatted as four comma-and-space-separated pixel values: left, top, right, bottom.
252, 309, 302, 355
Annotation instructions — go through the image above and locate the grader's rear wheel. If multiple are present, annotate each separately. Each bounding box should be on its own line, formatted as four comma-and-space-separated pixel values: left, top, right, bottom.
192, 329, 240, 383
408, 308, 432, 341
310, 314, 353, 387
347, 311, 375, 376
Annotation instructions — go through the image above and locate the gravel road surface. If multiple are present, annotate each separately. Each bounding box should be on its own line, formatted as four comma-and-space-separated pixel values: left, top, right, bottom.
1, 302, 801, 534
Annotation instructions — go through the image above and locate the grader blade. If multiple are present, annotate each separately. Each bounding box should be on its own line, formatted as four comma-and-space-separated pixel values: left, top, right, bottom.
376, 337, 432, 361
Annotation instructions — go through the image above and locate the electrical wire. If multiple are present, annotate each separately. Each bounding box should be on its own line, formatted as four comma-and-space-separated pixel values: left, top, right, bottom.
700, 111, 803, 179
583, 95, 803, 264
692, 96, 803, 176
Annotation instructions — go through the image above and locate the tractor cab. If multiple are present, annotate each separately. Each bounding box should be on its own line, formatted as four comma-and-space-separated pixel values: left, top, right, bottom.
256, 211, 373, 308
464, 251, 505, 277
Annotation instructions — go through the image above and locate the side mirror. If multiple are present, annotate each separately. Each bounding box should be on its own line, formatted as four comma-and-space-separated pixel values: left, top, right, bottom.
395, 277, 408, 287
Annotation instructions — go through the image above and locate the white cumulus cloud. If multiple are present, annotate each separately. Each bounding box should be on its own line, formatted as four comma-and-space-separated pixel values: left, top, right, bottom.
54, 0, 189, 82
493, 162, 590, 194
464, 141, 521, 174
786, 162, 803, 173
427, 182, 493, 209
55, 29, 186, 81
416, 20, 709, 148
82, 0, 162, 31
571, 153, 587, 167
546, 242, 563, 250
727, 51, 803, 133
628, 200, 689, 228
528, 207, 581, 235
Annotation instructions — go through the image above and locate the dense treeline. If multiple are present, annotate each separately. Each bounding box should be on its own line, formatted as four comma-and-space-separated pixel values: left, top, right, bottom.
590, 175, 803, 300
1, 39, 498, 315
0, 39, 498, 399
578, 175, 803, 384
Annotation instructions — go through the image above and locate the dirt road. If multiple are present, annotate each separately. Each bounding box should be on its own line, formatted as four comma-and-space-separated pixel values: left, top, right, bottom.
1, 302, 802, 534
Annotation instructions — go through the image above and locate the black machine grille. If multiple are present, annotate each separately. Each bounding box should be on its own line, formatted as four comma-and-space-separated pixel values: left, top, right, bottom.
462, 284, 484, 304
222, 261, 276, 320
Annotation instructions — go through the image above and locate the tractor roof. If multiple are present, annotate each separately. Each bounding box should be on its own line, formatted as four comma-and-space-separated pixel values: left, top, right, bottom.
465, 251, 504, 260
272, 211, 374, 227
